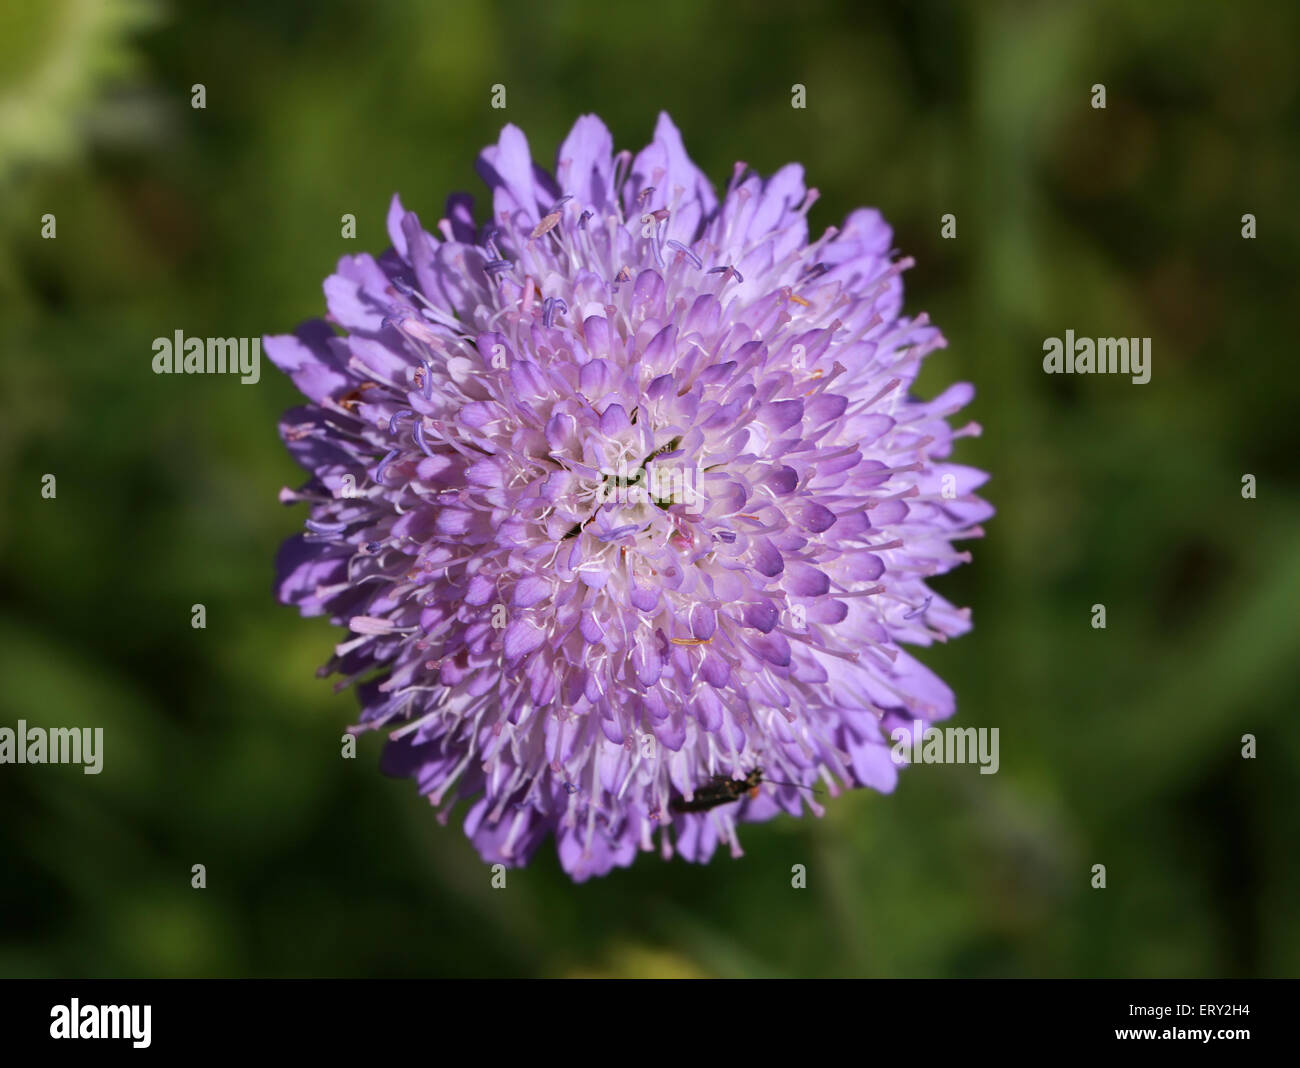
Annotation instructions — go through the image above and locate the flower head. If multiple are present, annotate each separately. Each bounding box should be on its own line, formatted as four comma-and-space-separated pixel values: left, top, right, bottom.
270, 113, 991, 880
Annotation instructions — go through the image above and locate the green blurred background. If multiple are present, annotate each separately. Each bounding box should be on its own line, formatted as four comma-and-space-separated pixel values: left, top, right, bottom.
2, 0, 1297, 978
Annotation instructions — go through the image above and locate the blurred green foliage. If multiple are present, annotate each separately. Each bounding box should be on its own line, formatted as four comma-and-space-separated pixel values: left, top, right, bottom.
1, 0, 1297, 978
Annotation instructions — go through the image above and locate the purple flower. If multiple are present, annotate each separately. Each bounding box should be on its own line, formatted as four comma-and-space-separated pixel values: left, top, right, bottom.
269, 113, 991, 881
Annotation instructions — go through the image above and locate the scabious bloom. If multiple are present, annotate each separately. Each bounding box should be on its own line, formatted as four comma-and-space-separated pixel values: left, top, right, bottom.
270, 113, 990, 881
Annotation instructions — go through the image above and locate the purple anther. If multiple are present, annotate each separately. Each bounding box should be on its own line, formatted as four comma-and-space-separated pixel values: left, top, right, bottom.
390, 278, 417, 298
305, 518, 348, 535
388, 409, 416, 435
547, 194, 574, 214
903, 595, 933, 620
715, 528, 737, 544
365, 541, 383, 554
413, 421, 435, 457
542, 297, 568, 328
483, 258, 513, 276
707, 264, 744, 284
577, 210, 593, 229
666, 240, 702, 269
563, 781, 579, 795
374, 448, 401, 484
637, 186, 655, 203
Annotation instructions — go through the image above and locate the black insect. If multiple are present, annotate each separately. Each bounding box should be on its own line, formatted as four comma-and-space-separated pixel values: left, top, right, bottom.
669, 768, 818, 814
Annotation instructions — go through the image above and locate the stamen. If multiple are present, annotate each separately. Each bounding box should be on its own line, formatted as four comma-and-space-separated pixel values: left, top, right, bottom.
649, 224, 665, 269
542, 297, 568, 328
707, 264, 744, 284
611, 150, 633, 198
348, 615, 399, 635
413, 421, 435, 457
903, 596, 933, 620
374, 448, 401, 484
665, 240, 702, 269
388, 409, 416, 434
529, 211, 562, 240
385, 313, 441, 347
483, 258, 513, 276
861, 377, 903, 410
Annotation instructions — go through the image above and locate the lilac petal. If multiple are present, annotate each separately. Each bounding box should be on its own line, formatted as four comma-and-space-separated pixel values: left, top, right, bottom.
556, 114, 616, 214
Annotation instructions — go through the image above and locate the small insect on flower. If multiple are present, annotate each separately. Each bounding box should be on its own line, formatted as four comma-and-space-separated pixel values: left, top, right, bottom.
669, 768, 820, 813
268, 112, 991, 882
